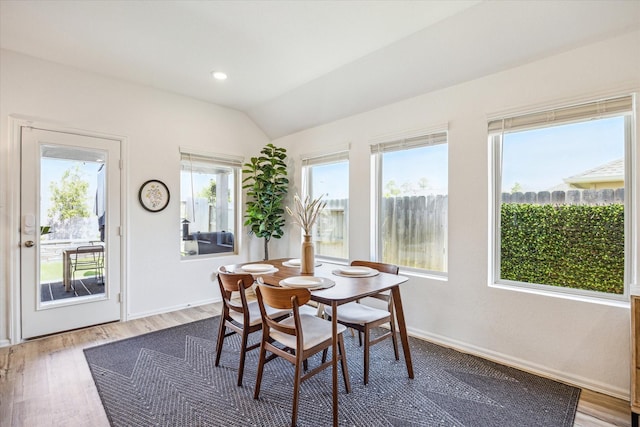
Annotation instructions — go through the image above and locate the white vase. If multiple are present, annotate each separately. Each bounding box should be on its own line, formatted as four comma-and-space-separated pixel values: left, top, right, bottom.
300, 235, 315, 274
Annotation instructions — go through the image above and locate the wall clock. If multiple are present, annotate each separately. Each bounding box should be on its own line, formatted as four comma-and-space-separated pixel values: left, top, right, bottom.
139, 179, 170, 212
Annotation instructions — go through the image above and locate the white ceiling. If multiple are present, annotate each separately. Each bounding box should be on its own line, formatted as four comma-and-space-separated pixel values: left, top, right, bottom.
1, 1, 639, 139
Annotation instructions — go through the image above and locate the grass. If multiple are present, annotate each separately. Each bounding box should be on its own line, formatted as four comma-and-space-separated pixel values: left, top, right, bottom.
40, 260, 99, 283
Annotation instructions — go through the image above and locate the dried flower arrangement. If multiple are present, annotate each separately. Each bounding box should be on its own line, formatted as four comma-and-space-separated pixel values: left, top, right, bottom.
286, 194, 326, 236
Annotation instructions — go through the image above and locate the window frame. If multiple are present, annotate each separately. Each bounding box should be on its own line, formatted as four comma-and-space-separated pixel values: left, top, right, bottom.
301, 147, 350, 262
371, 129, 449, 276
179, 148, 242, 259
489, 95, 635, 302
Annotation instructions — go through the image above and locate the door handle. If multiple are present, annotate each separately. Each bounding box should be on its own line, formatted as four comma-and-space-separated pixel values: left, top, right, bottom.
24, 240, 35, 248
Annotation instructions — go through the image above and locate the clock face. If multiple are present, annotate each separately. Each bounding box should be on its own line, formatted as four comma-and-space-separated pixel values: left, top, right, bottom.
139, 180, 170, 212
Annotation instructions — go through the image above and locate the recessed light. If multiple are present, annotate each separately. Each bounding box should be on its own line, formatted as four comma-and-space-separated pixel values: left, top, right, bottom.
212, 71, 227, 81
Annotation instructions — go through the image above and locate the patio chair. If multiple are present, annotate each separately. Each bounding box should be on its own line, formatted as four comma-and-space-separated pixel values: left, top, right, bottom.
70, 244, 104, 290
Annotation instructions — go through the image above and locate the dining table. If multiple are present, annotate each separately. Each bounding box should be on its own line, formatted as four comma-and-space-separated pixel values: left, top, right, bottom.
228, 258, 414, 427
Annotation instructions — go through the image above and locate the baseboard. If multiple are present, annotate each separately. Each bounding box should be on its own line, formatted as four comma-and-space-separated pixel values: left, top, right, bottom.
127, 296, 221, 321
406, 326, 629, 401
0, 339, 11, 348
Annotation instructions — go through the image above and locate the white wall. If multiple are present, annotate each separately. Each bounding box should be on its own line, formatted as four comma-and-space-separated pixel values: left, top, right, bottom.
273, 30, 640, 398
0, 50, 269, 344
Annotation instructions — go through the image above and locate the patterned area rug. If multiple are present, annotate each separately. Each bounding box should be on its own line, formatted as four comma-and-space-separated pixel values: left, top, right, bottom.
84, 317, 580, 426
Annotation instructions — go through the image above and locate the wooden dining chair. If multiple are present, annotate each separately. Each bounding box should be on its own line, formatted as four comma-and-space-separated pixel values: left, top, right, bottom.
323, 260, 400, 385
215, 267, 289, 386
254, 284, 351, 427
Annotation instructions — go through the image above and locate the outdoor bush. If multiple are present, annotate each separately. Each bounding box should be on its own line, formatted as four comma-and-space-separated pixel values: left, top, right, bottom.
500, 203, 624, 294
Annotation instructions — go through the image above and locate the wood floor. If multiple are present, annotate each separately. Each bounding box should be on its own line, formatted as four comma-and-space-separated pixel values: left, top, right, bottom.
0, 303, 632, 427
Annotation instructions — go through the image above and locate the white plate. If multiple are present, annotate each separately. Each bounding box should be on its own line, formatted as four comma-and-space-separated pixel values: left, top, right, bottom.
241, 263, 274, 273
332, 267, 379, 278
279, 276, 335, 290
283, 259, 322, 267
339, 267, 372, 275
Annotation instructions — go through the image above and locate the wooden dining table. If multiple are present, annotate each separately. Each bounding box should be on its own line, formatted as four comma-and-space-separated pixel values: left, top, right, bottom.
229, 258, 414, 426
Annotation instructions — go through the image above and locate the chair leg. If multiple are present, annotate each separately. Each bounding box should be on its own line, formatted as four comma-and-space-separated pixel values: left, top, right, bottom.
338, 334, 351, 393
388, 303, 400, 361
237, 328, 249, 386
390, 317, 399, 361
291, 355, 303, 427
253, 341, 267, 400
364, 326, 370, 385
214, 320, 226, 367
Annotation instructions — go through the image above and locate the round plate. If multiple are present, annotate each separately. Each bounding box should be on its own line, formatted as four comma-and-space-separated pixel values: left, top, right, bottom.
332, 267, 379, 278
283, 259, 322, 267
279, 276, 335, 290
240, 263, 275, 273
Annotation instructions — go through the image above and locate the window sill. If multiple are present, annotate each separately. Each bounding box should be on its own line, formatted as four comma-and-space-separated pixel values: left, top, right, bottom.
490, 281, 629, 308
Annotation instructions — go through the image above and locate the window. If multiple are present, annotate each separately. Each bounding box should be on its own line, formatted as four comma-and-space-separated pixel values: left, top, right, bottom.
490, 95, 633, 298
302, 149, 349, 259
372, 131, 448, 273
180, 150, 241, 257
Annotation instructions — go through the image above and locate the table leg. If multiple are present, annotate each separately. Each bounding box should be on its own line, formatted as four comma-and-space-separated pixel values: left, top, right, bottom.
63, 251, 70, 292
331, 301, 338, 427
391, 286, 414, 379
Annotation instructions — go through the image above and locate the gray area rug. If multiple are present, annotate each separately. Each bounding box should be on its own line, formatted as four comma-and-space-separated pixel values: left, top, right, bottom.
84, 317, 580, 426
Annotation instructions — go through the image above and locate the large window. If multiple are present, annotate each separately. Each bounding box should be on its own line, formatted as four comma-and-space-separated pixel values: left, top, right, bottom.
180, 150, 241, 257
372, 131, 448, 273
302, 150, 349, 259
491, 95, 633, 298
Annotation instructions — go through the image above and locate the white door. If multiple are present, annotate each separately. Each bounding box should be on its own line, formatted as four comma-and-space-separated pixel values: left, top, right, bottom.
21, 127, 122, 339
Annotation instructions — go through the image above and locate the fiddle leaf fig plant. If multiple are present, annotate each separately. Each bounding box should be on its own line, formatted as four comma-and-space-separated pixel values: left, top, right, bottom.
242, 143, 289, 260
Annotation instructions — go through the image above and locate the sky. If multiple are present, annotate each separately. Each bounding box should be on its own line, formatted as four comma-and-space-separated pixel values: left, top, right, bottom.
501, 116, 625, 192
40, 158, 101, 222
310, 162, 350, 199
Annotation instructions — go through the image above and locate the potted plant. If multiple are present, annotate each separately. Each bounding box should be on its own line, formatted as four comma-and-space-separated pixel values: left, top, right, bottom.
242, 143, 289, 260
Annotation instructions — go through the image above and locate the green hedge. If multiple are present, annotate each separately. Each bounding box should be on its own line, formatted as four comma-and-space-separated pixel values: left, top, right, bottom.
500, 203, 624, 294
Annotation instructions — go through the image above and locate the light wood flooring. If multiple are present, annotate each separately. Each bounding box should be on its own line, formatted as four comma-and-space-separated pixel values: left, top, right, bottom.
0, 303, 632, 427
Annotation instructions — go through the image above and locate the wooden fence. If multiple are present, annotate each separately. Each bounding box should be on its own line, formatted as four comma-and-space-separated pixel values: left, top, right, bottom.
381, 195, 448, 271
502, 188, 624, 205
316, 195, 448, 271
316, 188, 621, 270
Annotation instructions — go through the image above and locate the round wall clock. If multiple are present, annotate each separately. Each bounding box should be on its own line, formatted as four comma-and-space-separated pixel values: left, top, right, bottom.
139, 179, 170, 212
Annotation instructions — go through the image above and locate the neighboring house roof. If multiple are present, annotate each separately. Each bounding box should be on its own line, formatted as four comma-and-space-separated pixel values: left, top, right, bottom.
563, 158, 623, 188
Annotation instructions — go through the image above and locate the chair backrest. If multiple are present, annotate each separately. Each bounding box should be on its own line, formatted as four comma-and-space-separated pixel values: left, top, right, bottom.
217, 267, 254, 317
351, 260, 399, 275
351, 260, 398, 305
73, 245, 100, 267
255, 284, 309, 338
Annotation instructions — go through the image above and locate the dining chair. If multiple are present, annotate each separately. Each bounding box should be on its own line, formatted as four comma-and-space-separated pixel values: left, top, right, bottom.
89, 241, 105, 285
254, 284, 351, 427
70, 243, 104, 290
323, 260, 400, 385
215, 267, 289, 386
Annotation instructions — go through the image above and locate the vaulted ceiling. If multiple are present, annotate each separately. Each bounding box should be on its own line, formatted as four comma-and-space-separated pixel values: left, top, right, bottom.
1, 1, 639, 139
